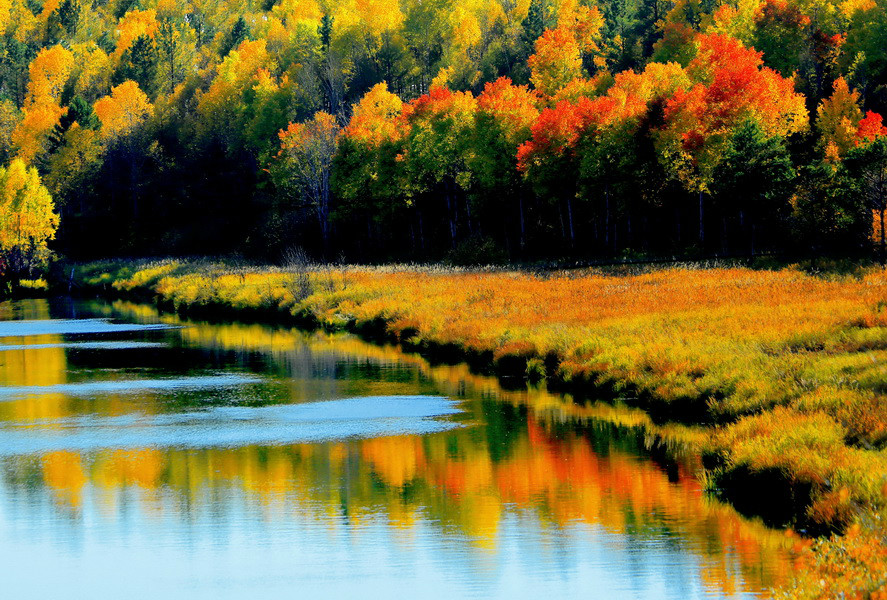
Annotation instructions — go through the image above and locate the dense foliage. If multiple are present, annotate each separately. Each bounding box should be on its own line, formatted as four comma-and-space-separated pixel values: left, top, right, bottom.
0, 158, 57, 281
2, 0, 887, 261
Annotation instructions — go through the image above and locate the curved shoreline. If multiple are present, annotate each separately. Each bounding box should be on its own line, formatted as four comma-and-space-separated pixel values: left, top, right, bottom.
59, 258, 887, 597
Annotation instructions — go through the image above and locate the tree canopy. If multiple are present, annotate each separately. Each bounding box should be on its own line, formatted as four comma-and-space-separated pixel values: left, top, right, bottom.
1, 0, 887, 261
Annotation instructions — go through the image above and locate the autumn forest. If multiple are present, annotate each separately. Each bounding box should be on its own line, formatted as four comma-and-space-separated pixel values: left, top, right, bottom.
5, 0, 887, 596
1, 0, 887, 269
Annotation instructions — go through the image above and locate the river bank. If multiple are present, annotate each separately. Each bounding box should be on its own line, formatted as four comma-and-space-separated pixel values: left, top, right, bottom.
65, 258, 887, 597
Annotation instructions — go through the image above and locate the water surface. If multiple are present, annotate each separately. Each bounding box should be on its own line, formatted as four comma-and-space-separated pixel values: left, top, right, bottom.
0, 298, 795, 599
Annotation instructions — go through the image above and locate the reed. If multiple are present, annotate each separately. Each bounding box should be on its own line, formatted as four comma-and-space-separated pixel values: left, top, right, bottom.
70, 259, 887, 596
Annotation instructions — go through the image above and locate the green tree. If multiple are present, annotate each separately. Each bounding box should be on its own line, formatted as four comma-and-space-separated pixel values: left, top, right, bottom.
114, 34, 158, 98
844, 137, 887, 263
0, 100, 22, 164
275, 112, 341, 253
843, 3, 887, 108
468, 77, 538, 254
220, 16, 249, 57
42, 94, 99, 162
400, 87, 477, 248
46, 0, 81, 42
710, 121, 795, 254
793, 162, 869, 254
155, 17, 197, 96
0, 37, 33, 106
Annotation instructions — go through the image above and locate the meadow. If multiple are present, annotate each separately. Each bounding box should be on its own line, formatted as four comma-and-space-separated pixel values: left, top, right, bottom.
71, 258, 887, 597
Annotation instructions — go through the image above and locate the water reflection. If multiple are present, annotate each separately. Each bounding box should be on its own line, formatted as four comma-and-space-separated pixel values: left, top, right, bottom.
0, 298, 796, 599
0, 397, 465, 453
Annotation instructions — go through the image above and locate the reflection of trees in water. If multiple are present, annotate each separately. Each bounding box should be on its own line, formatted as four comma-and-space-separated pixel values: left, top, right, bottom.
0, 416, 795, 594
0, 305, 70, 423
0, 298, 796, 595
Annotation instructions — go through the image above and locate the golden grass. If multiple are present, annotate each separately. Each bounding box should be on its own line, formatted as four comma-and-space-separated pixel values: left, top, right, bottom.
72, 259, 887, 596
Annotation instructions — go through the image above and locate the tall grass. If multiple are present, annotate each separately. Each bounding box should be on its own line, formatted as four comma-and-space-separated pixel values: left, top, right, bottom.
70, 258, 887, 596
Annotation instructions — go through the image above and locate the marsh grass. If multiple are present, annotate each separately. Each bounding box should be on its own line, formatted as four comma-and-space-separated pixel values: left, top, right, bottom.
69, 257, 887, 597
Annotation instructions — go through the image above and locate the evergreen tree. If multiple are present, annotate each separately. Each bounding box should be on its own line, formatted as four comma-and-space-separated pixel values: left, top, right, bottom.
114, 35, 159, 98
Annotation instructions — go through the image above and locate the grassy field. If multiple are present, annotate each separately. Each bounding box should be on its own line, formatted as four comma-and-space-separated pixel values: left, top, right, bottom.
69, 258, 887, 597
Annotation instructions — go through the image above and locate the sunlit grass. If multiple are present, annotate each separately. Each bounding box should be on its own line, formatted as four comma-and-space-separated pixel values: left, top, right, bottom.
72, 258, 887, 596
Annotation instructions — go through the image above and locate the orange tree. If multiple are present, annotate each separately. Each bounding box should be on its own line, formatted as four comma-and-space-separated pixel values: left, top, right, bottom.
655, 33, 808, 247
575, 62, 691, 253
517, 95, 611, 250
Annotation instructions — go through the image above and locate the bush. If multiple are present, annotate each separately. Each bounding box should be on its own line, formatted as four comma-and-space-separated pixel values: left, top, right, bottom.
445, 235, 507, 266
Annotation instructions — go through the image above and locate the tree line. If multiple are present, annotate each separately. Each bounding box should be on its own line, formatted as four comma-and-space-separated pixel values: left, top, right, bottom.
1, 0, 887, 270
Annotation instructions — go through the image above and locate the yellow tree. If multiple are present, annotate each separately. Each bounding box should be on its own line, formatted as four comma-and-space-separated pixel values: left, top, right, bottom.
44, 123, 103, 201
24, 44, 74, 101
112, 9, 158, 61
344, 82, 404, 146
94, 80, 153, 222
0, 0, 10, 30
10, 45, 74, 164
0, 159, 59, 279
528, 28, 585, 98
196, 39, 274, 146
70, 43, 113, 101
556, 0, 605, 57
355, 0, 404, 36
94, 80, 153, 140
816, 77, 865, 161
705, 0, 762, 44
1, 0, 38, 43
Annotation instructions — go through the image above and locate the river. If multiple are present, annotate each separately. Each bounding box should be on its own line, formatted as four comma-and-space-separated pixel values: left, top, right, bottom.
0, 297, 795, 599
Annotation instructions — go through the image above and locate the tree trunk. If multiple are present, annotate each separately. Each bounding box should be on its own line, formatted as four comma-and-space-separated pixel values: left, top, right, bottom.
566, 196, 575, 248
674, 205, 681, 246
721, 214, 728, 255
128, 145, 139, 225
698, 189, 705, 245
605, 186, 610, 251
318, 168, 331, 258
445, 185, 456, 248
518, 191, 526, 252
626, 211, 632, 249
880, 206, 885, 266
464, 194, 474, 235
642, 214, 649, 251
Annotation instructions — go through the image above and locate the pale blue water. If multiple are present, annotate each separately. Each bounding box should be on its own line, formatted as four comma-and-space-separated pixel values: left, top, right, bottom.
0, 298, 791, 599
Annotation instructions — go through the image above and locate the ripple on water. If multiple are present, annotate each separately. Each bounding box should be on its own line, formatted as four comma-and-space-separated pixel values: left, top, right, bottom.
0, 318, 178, 338
0, 395, 466, 454
0, 341, 168, 351
0, 374, 264, 399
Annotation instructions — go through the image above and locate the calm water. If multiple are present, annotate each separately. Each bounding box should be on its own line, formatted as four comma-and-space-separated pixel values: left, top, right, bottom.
0, 298, 795, 599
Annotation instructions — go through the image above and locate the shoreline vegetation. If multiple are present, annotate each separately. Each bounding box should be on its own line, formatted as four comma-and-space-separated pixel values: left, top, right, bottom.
3, 0, 887, 593
62, 257, 887, 598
